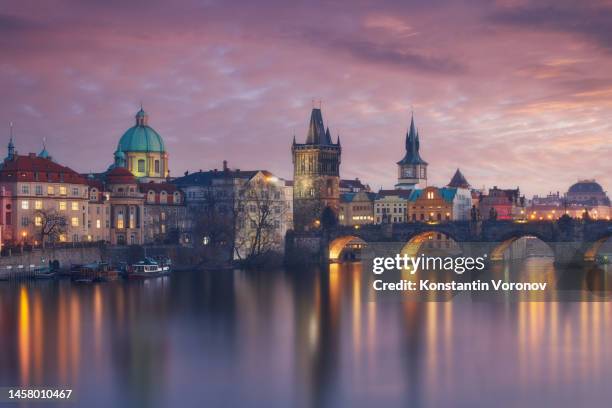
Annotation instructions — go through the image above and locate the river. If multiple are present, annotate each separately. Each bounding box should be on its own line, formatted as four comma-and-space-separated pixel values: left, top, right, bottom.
1, 258, 611, 407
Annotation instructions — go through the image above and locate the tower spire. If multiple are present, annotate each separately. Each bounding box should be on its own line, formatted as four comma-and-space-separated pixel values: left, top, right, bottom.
7, 122, 15, 160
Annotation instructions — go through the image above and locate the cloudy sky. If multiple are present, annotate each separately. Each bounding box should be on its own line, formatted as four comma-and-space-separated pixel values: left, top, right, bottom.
1, 0, 611, 196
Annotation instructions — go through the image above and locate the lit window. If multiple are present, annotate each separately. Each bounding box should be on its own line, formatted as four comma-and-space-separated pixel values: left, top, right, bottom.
71, 202, 79, 211
59, 234, 66, 242
34, 216, 42, 226
59, 201, 66, 211
21, 200, 29, 210
35, 200, 42, 210
47, 186, 54, 195
59, 186, 67, 195
96, 219, 101, 229
71, 217, 79, 227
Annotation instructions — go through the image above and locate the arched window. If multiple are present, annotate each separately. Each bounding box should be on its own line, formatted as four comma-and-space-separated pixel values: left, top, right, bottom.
148, 190, 155, 203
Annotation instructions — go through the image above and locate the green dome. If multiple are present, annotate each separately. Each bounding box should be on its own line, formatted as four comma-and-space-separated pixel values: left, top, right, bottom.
117, 109, 166, 153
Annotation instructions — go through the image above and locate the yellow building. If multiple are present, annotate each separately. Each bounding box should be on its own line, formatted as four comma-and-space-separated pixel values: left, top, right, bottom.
115, 108, 169, 182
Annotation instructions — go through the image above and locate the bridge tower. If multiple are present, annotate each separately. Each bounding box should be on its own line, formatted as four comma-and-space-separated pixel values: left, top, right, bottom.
292, 107, 341, 231
396, 113, 428, 190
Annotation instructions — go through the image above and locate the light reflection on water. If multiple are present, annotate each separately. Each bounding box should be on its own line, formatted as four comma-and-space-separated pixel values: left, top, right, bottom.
0, 259, 612, 407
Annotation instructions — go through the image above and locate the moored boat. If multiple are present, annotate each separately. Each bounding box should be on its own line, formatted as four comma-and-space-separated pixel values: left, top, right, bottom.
71, 262, 120, 283
126, 257, 172, 279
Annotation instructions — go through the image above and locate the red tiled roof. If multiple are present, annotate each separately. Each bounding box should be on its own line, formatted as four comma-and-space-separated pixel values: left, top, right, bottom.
106, 167, 136, 184
0, 154, 88, 184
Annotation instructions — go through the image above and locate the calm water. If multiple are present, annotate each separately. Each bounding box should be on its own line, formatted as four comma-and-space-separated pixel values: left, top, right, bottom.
1, 259, 612, 407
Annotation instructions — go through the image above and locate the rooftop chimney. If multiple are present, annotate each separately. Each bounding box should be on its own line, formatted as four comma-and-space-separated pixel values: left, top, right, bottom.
223, 160, 228, 171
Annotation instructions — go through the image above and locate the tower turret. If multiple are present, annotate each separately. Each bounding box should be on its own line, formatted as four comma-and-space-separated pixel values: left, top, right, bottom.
292, 107, 342, 231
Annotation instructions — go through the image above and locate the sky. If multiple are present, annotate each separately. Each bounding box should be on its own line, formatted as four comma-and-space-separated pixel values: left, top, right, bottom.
1, 0, 611, 196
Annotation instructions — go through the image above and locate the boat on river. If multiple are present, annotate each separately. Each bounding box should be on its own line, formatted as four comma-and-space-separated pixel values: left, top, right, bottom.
71, 262, 120, 283
126, 257, 171, 279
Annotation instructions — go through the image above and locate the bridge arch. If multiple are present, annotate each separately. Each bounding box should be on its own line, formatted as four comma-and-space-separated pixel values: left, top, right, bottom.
584, 234, 612, 262
490, 233, 553, 261
329, 235, 367, 263
400, 231, 461, 258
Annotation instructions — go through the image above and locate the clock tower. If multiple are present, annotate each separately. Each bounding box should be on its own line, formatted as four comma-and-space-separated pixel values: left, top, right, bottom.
396, 114, 427, 190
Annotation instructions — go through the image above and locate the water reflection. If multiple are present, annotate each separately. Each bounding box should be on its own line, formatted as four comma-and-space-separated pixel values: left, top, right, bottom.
0, 260, 612, 407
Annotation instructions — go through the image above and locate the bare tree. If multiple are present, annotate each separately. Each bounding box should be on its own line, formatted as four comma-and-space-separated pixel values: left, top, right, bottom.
35, 209, 67, 247
233, 178, 287, 262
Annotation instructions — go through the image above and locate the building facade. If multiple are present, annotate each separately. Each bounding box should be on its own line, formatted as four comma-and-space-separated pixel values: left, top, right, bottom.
292, 108, 341, 231
0, 152, 90, 245
374, 190, 411, 224
339, 191, 375, 226
173, 163, 292, 260
478, 186, 526, 220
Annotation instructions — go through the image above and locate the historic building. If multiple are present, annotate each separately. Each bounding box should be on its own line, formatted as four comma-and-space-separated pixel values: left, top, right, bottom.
408, 186, 455, 222
339, 191, 376, 226
445, 169, 473, 221
292, 108, 341, 231
115, 107, 169, 182
396, 114, 427, 190
478, 186, 526, 220
173, 161, 292, 260
529, 180, 611, 220
374, 190, 411, 224
0, 146, 90, 245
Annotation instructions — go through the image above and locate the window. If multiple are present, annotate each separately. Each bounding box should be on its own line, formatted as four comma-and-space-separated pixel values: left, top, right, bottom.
138, 159, 145, 173
427, 191, 435, 200
21, 200, 29, 210
71, 217, 79, 227
35, 200, 42, 210
155, 160, 160, 173
59, 186, 67, 195
22, 185, 29, 194
160, 191, 167, 204
72, 187, 79, 196
148, 191, 155, 203
96, 219, 101, 229
21, 216, 28, 226
59, 234, 66, 242
71, 201, 79, 211
47, 185, 54, 195
34, 216, 42, 226
35, 185, 42, 195
59, 201, 66, 211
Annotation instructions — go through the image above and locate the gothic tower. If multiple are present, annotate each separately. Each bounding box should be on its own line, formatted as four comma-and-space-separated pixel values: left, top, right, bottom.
396, 113, 427, 190
292, 108, 341, 231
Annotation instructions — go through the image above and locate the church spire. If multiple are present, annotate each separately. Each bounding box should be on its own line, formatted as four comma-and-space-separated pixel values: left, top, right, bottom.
7, 122, 15, 160
397, 113, 427, 166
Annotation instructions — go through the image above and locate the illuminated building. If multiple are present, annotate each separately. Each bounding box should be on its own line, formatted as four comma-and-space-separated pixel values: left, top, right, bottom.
339, 191, 376, 226
0, 148, 90, 245
374, 190, 411, 224
115, 107, 169, 182
292, 107, 341, 231
478, 186, 526, 220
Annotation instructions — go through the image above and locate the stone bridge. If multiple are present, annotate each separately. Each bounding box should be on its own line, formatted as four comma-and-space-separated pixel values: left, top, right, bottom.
287, 219, 612, 266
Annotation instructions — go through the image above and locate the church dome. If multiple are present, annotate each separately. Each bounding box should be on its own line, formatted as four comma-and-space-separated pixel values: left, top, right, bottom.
117, 108, 166, 153
568, 180, 604, 194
